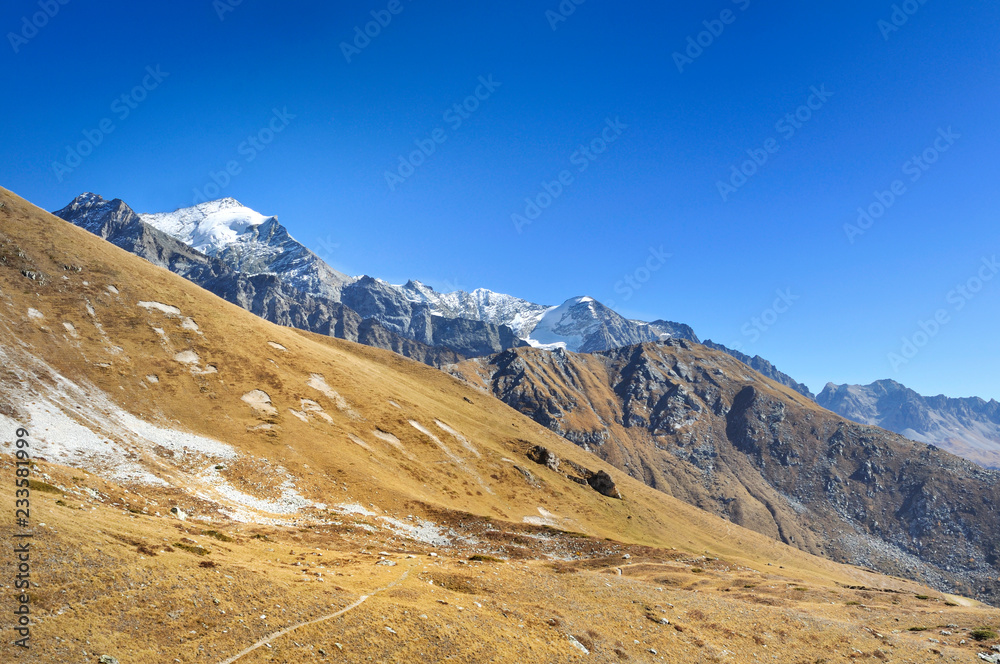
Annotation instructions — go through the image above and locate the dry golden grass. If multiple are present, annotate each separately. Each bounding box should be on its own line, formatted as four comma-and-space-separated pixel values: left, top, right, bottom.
1, 187, 999, 662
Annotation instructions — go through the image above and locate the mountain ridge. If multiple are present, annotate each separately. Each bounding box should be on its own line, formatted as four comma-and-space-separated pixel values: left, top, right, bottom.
450, 340, 1000, 603
819, 379, 1000, 469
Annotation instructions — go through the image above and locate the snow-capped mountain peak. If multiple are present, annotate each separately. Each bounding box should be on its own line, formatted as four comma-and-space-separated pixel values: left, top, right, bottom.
137, 198, 353, 300
139, 198, 272, 257
395, 280, 551, 337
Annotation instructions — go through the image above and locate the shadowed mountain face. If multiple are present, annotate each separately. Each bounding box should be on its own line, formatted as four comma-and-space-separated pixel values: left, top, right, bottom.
818, 380, 1000, 469
451, 341, 1000, 603
53, 194, 469, 366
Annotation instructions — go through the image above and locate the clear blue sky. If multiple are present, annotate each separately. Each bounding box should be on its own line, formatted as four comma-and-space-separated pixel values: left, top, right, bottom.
3, 0, 998, 400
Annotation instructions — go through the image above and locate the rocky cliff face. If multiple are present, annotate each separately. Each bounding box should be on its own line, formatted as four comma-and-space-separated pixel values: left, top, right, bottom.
138, 197, 354, 301
451, 340, 1000, 603
340, 276, 527, 357
54, 194, 459, 366
819, 380, 1000, 469
59, 194, 528, 361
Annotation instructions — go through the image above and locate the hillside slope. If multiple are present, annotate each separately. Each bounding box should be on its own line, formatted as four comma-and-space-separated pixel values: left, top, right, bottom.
4, 186, 1000, 662
451, 342, 1000, 603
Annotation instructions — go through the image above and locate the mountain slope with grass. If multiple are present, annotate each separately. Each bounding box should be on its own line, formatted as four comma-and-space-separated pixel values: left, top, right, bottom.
450, 341, 1000, 603
4, 186, 1000, 662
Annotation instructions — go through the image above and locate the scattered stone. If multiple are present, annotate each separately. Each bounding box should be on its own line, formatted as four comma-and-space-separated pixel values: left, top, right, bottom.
98, 657, 119, 664
567, 634, 589, 654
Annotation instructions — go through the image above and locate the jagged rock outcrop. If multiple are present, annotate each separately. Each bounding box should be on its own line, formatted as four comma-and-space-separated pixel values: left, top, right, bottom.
524, 445, 620, 498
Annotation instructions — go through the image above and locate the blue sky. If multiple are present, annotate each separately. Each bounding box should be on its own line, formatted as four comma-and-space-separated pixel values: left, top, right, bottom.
3, 0, 998, 400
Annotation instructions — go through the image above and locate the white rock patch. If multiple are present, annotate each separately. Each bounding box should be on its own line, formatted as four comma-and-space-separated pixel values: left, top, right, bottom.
372, 429, 413, 459
435, 420, 481, 458
138, 301, 181, 316
307, 374, 360, 419
268, 341, 287, 352
347, 433, 374, 452
173, 350, 200, 364
196, 466, 322, 521
27, 308, 43, 319
299, 399, 333, 423
409, 420, 492, 494
241, 390, 277, 415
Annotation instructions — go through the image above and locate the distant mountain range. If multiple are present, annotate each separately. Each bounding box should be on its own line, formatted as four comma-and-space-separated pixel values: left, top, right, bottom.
819, 380, 1000, 469
55, 193, 999, 470
53, 194, 751, 361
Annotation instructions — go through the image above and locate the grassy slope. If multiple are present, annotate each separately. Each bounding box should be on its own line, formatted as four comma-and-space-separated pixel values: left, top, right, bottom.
1, 186, 998, 662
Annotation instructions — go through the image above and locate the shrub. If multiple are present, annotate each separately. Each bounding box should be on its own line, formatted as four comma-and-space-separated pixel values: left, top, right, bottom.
468, 554, 502, 563
174, 542, 209, 556
971, 627, 997, 642
915, 594, 929, 600
202, 530, 233, 542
